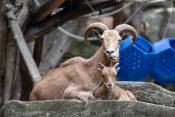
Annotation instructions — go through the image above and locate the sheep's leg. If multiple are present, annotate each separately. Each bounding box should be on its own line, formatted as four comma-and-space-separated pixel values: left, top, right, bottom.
118, 90, 137, 101
62, 86, 95, 101
126, 90, 137, 101
93, 86, 104, 100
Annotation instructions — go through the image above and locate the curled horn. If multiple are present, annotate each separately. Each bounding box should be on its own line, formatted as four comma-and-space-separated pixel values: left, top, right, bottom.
98, 63, 106, 69
114, 63, 120, 72
114, 24, 138, 43
84, 22, 109, 42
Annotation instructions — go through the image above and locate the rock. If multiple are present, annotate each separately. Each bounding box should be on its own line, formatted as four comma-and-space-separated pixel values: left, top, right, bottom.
1, 100, 175, 117
1, 82, 175, 117
116, 82, 175, 107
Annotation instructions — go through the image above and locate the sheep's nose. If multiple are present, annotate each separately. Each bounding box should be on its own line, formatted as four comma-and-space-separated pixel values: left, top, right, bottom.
106, 48, 114, 54
108, 83, 112, 87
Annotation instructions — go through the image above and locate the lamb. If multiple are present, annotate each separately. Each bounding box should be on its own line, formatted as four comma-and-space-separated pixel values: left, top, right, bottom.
93, 63, 137, 101
29, 22, 138, 101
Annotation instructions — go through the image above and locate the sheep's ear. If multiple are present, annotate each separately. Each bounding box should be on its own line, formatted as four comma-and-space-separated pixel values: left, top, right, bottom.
116, 67, 120, 72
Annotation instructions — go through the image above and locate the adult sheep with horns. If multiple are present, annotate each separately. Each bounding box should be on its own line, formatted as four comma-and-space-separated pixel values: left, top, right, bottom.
29, 22, 137, 101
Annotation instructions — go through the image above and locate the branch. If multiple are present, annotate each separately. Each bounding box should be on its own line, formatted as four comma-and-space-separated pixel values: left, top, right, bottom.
25, 0, 120, 42
33, 0, 65, 22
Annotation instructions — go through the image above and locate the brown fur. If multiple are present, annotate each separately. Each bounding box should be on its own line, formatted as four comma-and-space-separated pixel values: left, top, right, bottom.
60, 57, 86, 67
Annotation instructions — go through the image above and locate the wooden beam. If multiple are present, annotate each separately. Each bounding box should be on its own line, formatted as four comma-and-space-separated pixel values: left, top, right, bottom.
17, 2, 30, 30
25, 0, 119, 42
7, 7, 41, 84
33, 0, 65, 22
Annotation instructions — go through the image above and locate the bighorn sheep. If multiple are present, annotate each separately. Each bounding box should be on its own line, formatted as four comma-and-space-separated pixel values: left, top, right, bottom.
29, 22, 137, 101
93, 63, 136, 101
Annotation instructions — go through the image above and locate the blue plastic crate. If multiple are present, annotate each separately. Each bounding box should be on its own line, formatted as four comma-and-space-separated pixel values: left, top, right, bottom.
153, 37, 175, 84
118, 35, 154, 81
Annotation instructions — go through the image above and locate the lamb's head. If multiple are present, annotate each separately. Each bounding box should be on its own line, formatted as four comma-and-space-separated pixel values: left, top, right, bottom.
84, 22, 138, 63
97, 63, 120, 90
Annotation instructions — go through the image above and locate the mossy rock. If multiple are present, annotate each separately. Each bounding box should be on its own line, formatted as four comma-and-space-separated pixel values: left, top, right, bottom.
116, 82, 175, 107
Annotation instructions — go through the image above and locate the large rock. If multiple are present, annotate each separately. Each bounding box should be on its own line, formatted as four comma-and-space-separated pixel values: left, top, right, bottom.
1, 82, 175, 117
1, 100, 175, 117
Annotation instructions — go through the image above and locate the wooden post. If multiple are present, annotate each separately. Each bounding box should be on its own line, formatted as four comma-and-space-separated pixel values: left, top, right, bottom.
6, 7, 41, 84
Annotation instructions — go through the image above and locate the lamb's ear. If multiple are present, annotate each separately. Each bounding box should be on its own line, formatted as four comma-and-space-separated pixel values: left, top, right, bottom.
98, 63, 105, 69
97, 68, 102, 72
113, 63, 120, 72
97, 63, 105, 72
116, 67, 120, 72
113, 63, 119, 68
